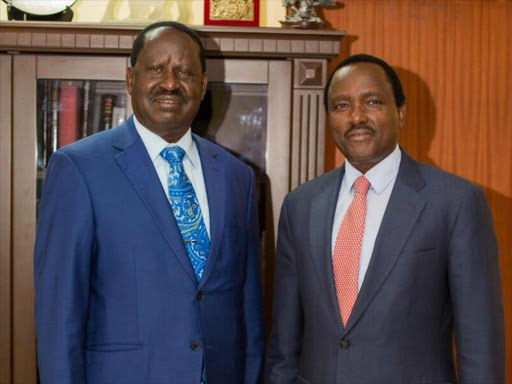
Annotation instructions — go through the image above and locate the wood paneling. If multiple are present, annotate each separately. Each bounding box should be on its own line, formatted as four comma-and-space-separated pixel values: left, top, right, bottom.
322, 1, 512, 381
0, 54, 12, 384
291, 91, 325, 189
12, 55, 37, 384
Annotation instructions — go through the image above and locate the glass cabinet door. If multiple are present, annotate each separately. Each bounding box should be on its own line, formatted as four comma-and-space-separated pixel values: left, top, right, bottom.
36, 78, 129, 206
203, 59, 292, 244
201, 59, 292, 328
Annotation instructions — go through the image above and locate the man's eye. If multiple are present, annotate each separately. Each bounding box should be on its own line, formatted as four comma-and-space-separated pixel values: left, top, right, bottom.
334, 103, 348, 110
177, 70, 194, 78
148, 66, 162, 73
368, 99, 382, 105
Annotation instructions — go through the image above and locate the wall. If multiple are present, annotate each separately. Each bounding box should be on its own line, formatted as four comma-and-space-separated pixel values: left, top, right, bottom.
321, 0, 512, 381
0, 0, 284, 27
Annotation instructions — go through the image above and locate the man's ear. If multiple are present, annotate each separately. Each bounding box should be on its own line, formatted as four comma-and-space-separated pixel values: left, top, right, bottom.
398, 104, 406, 128
201, 73, 208, 100
126, 67, 133, 95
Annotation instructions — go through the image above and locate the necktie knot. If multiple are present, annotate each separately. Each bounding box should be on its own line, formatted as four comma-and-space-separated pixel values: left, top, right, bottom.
354, 175, 370, 196
160, 146, 186, 164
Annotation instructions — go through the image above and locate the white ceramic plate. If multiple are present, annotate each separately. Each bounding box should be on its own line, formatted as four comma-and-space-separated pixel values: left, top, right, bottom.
7, 0, 77, 16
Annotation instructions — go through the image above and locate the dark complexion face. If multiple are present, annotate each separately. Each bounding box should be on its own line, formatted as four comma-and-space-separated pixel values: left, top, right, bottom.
327, 63, 406, 173
126, 27, 207, 143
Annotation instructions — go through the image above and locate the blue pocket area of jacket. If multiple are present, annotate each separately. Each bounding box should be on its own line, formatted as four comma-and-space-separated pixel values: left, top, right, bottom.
85, 342, 143, 352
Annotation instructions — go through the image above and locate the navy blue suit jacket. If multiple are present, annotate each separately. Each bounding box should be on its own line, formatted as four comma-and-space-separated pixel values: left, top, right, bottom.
34, 117, 265, 383
265, 151, 505, 384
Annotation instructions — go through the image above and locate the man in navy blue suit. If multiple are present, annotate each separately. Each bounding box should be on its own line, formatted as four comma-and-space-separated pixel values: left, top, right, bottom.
265, 54, 505, 383
34, 21, 264, 384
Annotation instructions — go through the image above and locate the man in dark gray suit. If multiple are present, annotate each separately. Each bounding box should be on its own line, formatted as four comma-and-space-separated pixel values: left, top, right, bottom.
265, 54, 505, 384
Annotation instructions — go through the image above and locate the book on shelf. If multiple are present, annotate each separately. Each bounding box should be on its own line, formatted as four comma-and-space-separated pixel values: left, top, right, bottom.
58, 83, 79, 148
89, 81, 126, 133
49, 80, 60, 158
90, 88, 103, 135
37, 79, 129, 171
37, 81, 50, 168
100, 94, 116, 130
80, 80, 91, 139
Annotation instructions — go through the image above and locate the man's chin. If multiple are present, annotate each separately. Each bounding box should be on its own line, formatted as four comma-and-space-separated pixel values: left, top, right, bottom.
345, 150, 381, 167
157, 105, 183, 114
151, 112, 187, 128
142, 117, 187, 134
343, 145, 375, 161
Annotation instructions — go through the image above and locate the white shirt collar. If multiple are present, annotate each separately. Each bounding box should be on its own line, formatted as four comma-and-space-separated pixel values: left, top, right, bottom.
133, 115, 200, 168
344, 144, 401, 194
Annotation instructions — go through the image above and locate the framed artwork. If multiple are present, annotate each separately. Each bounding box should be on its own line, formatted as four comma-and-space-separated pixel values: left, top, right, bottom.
204, 0, 260, 27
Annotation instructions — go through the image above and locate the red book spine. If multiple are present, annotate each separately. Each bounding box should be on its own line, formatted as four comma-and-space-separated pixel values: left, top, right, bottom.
58, 85, 79, 148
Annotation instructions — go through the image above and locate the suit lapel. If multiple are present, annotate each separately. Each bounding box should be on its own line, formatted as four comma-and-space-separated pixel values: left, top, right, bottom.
193, 136, 225, 289
112, 118, 197, 282
309, 168, 345, 334
344, 152, 426, 334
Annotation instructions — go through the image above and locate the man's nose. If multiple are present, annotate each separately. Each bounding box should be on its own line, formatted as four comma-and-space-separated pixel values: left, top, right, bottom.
349, 103, 369, 124
160, 69, 180, 91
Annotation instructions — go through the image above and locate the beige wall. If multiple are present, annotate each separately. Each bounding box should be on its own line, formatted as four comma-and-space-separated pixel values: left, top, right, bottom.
0, 0, 284, 27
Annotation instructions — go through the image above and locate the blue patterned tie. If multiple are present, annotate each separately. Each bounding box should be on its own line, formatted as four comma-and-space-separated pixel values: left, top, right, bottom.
160, 146, 210, 280
161, 146, 209, 384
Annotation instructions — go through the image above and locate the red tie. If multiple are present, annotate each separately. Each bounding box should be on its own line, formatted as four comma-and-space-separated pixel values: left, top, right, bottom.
333, 175, 371, 327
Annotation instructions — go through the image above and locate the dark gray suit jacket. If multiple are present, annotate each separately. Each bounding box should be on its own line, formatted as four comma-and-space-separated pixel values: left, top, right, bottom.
265, 151, 505, 384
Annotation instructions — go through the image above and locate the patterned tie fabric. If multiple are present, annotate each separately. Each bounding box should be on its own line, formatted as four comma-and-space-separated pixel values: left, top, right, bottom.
333, 175, 371, 327
160, 145, 210, 280
161, 146, 209, 384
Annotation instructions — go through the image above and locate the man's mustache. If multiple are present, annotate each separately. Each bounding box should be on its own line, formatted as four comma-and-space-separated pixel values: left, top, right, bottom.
154, 89, 185, 101
345, 124, 375, 137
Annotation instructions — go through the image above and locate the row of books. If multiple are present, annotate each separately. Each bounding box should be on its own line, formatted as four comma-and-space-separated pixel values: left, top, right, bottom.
37, 80, 128, 168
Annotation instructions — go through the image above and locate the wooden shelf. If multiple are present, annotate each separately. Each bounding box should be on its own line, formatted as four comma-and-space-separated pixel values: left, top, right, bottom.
0, 21, 346, 59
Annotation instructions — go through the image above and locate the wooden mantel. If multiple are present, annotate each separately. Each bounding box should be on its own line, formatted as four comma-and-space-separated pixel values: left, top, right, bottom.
0, 21, 346, 59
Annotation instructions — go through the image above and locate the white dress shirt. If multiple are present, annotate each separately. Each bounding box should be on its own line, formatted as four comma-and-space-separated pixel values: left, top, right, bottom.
133, 116, 211, 237
331, 145, 401, 290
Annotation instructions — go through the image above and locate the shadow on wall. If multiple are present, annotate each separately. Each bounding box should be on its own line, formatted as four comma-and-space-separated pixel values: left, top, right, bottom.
395, 68, 511, 362
395, 67, 436, 166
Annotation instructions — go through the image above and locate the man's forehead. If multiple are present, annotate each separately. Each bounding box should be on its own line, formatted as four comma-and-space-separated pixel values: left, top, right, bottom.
141, 26, 199, 55
334, 64, 357, 79
333, 62, 385, 81
329, 63, 394, 97
144, 26, 173, 43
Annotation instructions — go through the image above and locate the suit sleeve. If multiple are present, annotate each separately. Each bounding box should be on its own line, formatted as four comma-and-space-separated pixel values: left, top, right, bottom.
244, 168, 265, 384
264, 196, 303, 384
34, 150, 93, 384
448, 186, 505, 383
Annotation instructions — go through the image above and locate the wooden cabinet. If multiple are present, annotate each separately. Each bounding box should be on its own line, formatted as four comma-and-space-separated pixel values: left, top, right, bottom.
0, 21, 344, 382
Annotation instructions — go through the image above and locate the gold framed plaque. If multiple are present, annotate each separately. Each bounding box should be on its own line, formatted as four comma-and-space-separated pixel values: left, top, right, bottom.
204, 0, 259, 26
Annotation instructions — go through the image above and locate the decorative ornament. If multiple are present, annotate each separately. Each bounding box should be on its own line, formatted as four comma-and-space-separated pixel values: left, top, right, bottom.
280, 0, 336, 29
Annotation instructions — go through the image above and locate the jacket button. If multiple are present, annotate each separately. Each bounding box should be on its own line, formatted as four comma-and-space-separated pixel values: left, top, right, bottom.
197, 291, 205, 301
190, 341, 201, 351
340, 339, 351, 350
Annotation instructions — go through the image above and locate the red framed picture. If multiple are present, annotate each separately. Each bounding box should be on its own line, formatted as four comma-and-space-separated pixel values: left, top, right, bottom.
204, 0, 260, 27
